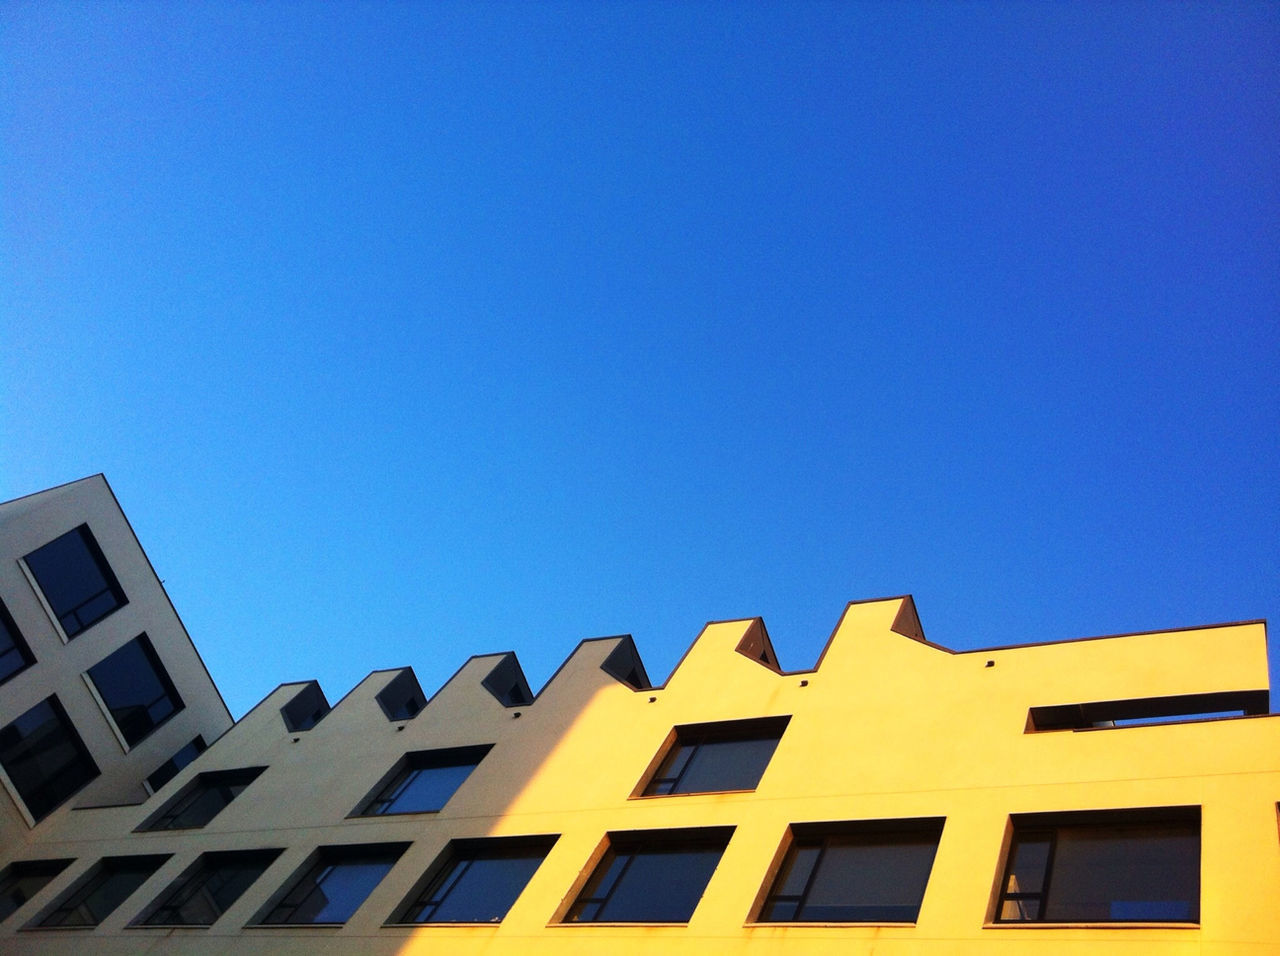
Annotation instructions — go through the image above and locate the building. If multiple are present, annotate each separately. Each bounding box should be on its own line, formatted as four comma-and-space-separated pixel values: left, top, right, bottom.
1, 475, 1277, 954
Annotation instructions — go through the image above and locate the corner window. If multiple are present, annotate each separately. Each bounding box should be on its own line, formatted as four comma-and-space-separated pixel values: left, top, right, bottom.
564, 828, 732, 923
759, 818, 944, 923
257, 843, 408, 925
995, 808, 1200, 923
86, 634, 184, 747
135, 849, 281, 926
23, 525, 127, 638
641, 716, 788, 796
0, 599, 34, 686
0, 859, 73, 923
357, 745, 491, 816
139, 767, 265, 831
145, 736, 207, 793
391, 836, 557, 924
35, 855, 168, 928
0, 696, 100, 821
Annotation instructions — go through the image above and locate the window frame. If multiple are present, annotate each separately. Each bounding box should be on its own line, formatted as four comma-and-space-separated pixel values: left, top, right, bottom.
145, 736, 207, 794
0, 598, 35, 687
138, 767, 266, 832
254, 843, 409, 926
636, 716, 789, 797
388, 835, 557, 925
22, 524, 127, 639
0, 695, 100, 823
561, 827, 733, 925
32, 855, 169, 929
755, 817, 945, 924
132, 849, 282, 927
0, 859, 74, 924
354, 745, 492, 817
85, 633, 185, 749
992, 806, 1201, 925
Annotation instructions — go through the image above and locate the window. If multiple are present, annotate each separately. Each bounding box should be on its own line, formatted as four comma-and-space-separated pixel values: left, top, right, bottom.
145, 736, 207, 793
391, 836, 557, 924
0, 696, 100, 821
641, 717, 788, 796
357, 745, 491, 816
136, 849, 280, 926
0, 599, 34, 686
0, 859, 73, 923
758, 818, 944, 923
36, 855, 168, 928
140, 767, 265, 831
995, 808, 1200, 923
86, 634, 184, 747
257, 843, 408, 925
564, 828, 732, 923
1028, 691, 1267, 731
23, 525, 126, 638
376, 669, 427, 721
280, 681, 329, 732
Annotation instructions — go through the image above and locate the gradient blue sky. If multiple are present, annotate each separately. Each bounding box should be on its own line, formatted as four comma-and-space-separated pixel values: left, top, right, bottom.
3, 2, 1277, 718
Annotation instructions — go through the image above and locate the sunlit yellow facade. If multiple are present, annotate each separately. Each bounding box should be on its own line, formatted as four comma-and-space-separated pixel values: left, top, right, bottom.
2, 479, 1277, 953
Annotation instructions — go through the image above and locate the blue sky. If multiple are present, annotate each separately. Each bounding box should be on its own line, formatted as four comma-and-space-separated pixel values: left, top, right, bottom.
3, 2, 1277, 718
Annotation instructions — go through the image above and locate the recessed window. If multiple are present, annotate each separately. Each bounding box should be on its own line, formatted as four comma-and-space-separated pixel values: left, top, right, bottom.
376, 669, 427, 721
641, 717, 788, 796
564, 828, 732, 923
35, 855, 168, 928
995, 807, 1200, 923
135, 849, 281, 926
0, 599, 34, 686
139, 767, 265, 831
391, 836, 557, 924
357, 745, 492, 816
257, 843, 408, 925
0, 859, 73, 923
0, 695, 100, 821
759, 818, 944, 923
145, 736, 207, 793
1028, 691, 1267, 731
23, 525, 127, 638
280, 681, 329, 732
86, 634, 184, 747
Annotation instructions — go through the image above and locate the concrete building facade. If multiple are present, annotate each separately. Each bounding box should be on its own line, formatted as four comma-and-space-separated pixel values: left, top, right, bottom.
1, 476, 1277, 954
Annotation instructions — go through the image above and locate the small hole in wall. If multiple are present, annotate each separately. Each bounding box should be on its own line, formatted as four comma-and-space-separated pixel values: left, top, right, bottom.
799, 679, 809, 687
513, 711, 522, 719
648, 696, 657, 703
985, 660, 995, 668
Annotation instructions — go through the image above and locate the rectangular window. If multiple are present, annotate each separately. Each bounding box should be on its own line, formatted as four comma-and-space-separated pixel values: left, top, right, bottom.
36, 855, 168, 928
0, 599, 34, 686
23, 525, 127, 638
564, 828, 732, 924
759, 818, 944, 923
257, 843, 408, 925
995, 807, 1200, 923
357, 745, 491, 816
86, 634, 184, 747
145, 736, 207, 793
139, 767, 265, 831
0, 859, 73, 923
641, 716, 788, 796
390, 836, 557, 924
1028, 691, 1267, 731
135, 849, 281, 926
0, 696, 100, 821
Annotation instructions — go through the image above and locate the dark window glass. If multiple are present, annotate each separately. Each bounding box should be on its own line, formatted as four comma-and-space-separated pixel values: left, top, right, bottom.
996, 810, 1200, 923
643, 717, 788, 796
564, 829, 731, 923
0, 600, 34, 686
280, 682, 329, 731
146, 736, 207, 793
141, 767, 265, 831
0, 860, 73, 923
86, 634, 184, 747
138, 850, 280, 926
23, 525, 127, 637
37, 856, 167, 927
392, 837, 556, 924
376, 669, 426, 721
0, 696, 100, 821
359, 745, 491, 816
760, 819, 944, 922
259, 844, 407, 925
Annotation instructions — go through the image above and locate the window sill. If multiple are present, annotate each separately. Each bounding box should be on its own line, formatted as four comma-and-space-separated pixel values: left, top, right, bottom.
746, 921, 916, 928
985, 922, 1199, 930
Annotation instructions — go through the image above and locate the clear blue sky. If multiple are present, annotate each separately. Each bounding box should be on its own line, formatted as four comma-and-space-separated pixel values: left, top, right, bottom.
3, 2, 1277, 718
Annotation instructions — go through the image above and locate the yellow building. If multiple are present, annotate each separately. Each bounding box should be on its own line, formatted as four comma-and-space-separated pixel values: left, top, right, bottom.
1, 477, 1277, 954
